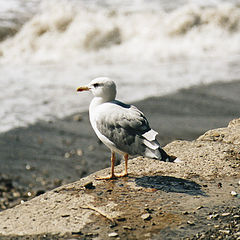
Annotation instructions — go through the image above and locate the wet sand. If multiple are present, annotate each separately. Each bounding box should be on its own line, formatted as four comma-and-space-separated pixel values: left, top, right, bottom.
0, 80, 240, 199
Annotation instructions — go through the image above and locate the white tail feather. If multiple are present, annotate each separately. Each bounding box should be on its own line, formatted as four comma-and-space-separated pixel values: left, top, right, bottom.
142, 129, 158, 141
143, 139, 159, 150
173, 157, 183, 163
144, 148, 160, 159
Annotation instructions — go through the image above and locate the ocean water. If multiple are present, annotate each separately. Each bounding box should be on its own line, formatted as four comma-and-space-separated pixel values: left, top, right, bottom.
0, 0, 240, 133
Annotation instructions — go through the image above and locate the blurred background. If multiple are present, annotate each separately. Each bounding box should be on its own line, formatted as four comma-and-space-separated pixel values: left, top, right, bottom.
0, 0, 240, 132
0, 0, 240, 209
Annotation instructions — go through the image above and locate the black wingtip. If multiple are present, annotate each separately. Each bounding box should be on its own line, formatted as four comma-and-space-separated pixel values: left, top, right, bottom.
159, 148, 177, 162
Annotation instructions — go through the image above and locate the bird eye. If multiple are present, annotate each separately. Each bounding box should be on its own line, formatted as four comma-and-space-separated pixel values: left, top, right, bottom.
93, 83, 100, 88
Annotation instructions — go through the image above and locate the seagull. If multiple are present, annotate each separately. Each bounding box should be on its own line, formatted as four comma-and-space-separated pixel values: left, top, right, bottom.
77, 77, 180, 180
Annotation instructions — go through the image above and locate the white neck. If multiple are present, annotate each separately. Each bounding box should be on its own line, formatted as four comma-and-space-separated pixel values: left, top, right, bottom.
90, 96, 105, 108
89, 97, 109, 129
89, 97, 108, 116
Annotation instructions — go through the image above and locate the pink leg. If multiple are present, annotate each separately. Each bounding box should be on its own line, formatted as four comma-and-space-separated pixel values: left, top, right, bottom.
115, 154, 128, 177
95, 151, 117, 180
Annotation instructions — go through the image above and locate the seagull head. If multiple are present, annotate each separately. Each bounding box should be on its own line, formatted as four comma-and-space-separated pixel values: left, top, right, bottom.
77, 77, 117, 101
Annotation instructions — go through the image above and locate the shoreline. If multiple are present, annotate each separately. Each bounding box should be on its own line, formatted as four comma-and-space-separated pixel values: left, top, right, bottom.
0, 80, 240, 204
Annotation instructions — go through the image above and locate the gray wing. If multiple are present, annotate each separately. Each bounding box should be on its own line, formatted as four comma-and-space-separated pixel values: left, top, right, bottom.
95, 100, 153, 156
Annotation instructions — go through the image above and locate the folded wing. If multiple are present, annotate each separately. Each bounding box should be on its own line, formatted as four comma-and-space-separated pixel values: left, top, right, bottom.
95, 100, 162, 158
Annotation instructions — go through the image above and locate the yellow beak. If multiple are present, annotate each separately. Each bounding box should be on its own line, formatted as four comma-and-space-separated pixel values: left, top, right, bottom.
76, 86, 90, 92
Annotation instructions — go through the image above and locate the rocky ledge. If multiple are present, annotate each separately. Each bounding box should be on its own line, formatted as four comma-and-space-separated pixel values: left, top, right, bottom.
0, 119, 240, 240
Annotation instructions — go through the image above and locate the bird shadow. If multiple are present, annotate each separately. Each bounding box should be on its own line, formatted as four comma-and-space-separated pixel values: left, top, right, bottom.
135, 175, 206, 196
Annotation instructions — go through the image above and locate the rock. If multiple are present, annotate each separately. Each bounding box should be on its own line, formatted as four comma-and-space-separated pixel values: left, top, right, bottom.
219, 230, 230, 234
164, 121, 240, 180
221, 212, 231, 217
64, 152, 71, 159
198, 118, 240, 145
141, 213, 152, 221
76, 149, 83, 156
0, 119, 240, 239
12, 192, 20, 198
208, 214, 219, 220
108, 232, 118, 237
25, 164, 32, 170
231, 191, 237, 196
123, 226, 132, 230
187, 221, 195, 226
228, 118, 240, 128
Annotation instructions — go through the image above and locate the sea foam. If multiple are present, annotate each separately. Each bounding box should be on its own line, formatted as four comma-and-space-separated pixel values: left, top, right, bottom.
0, 1, 240, 63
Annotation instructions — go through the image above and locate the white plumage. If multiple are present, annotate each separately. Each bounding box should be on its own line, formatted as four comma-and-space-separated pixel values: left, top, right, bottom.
77, 77, 179, 179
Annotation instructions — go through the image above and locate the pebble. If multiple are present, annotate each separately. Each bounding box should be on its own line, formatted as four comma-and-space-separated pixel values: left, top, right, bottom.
187, 221, 195, 226
208, 214, 219, 219
231, 191, 237, 196
27, 192, 32, 197
219, 230, 230, 234
191, 205, 240, 239
179, 225, 185, 229
76, 149, 83, 156
64, 152, 71, 159
221, 212, 231, 217
108, 232, 118, 237
141, 213, 152, 221
25, 164, 31, 170
12, 191, 21, 198
123, 226, 132, 230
